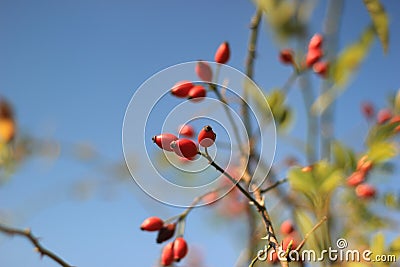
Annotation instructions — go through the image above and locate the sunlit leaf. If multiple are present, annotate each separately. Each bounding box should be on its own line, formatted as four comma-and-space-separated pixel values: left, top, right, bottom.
363, 0, 389, 53
370, 232, 385, 267
366, 122, 399, 146
389, 236, 400, 254
367, 142, 397, 163
331, 141, 356, 171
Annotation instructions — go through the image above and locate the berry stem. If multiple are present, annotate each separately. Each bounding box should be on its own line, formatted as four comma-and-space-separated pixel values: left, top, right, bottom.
198, 151, 263, 212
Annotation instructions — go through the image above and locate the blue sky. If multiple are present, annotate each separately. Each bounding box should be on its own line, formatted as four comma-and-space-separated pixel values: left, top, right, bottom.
0, 0, 400, 266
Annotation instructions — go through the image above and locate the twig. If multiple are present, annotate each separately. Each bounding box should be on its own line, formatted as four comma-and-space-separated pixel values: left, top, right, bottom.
295, 216, 328, 252
199, 151, 264, 212
260, 178, 288, 194
0, 223, 74, 267
242, 8, 263, 146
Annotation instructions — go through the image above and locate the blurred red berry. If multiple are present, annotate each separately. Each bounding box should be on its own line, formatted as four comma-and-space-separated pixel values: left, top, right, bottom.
282, 235, 299, 251
188, 85, 207, 102
377, 109, 392, 124
202, 191, 219, 205
280, 220, 295, 235
346, 171, 365, 187
305, 48, 323, 68
301, 165, 313, 172
178, 124, 195, 138
361, 102, 375, 118
170, 81, 194, 98
279, 49, 294, 65
161, 242, 175, 266
156, 223, 176, 244
355, 183, 376, 199
171, 139, 198, 159
140, 216, 164, 231
195, 61, 213, 82
214, 41, 230, 64
152, 133, 178, 152
268, 249, 279, 263
357, 159, 373, 174
308, 34, 323, 50
198, 125, 216, 147
313, 61, 329, 77
173, 237, 188, 261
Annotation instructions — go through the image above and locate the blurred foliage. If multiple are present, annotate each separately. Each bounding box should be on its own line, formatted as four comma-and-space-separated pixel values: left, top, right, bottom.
362, 0, 389, 53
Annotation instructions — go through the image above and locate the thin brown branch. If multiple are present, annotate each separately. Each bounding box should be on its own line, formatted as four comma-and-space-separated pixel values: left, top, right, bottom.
0, 223, 74, 267
295, 216, 328, 252
260, 178, 288, 194
242, 8, 263, 144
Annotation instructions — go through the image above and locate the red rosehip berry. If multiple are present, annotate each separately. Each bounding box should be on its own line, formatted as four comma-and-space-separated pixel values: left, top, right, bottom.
346, 171, 365, 187
361, 102, 375, 118
198, 125, 216, 147
173, 237, 188, 261
171, 81, 194, 98
214, 41, 230, 64
178, 124, 195, 138
195, 61, 213, 82
280, 220, 295, 235
356, 156, 373, 173
170, 139, 198, 159
377, 109, 392, 124
313, 61, 329, 77
161, 242, 175, 266
301, 165, 313, 172
279, 49, 294, 65
308, 33, 323, 50
140, 216, 164, 231
188, 85, 207, 102
355, 183, 376, 199
305, 48, 323, 68
268, 249, 279, 263
152, 133, 178, 152
156, 223, 176, 244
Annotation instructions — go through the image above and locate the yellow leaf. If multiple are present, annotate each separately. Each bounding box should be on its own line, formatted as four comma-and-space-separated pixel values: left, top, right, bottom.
363, 0, 389, 53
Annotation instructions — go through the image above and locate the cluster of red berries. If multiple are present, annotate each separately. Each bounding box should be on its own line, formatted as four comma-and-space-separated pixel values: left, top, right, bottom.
346, 155, 376, 199
152, 125, 217, 159
170, 42, 231, 102
140, 217, 188, 266
279, 33, 329, 78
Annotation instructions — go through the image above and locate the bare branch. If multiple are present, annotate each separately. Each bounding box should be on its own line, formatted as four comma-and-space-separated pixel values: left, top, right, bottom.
0, 223, 74, 267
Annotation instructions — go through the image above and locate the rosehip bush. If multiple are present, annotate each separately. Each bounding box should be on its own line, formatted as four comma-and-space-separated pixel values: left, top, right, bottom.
140, 1, 400, 267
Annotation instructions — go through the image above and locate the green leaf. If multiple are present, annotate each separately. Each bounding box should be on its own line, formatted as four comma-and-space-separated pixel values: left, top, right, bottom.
363, 0, 389, 53
312, 26, 375, 114
331, 141, 356, 170
367, 142, 397, 163
332, 25, 375, 87
366, 122, 399, 146
395, 89, 400, 113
